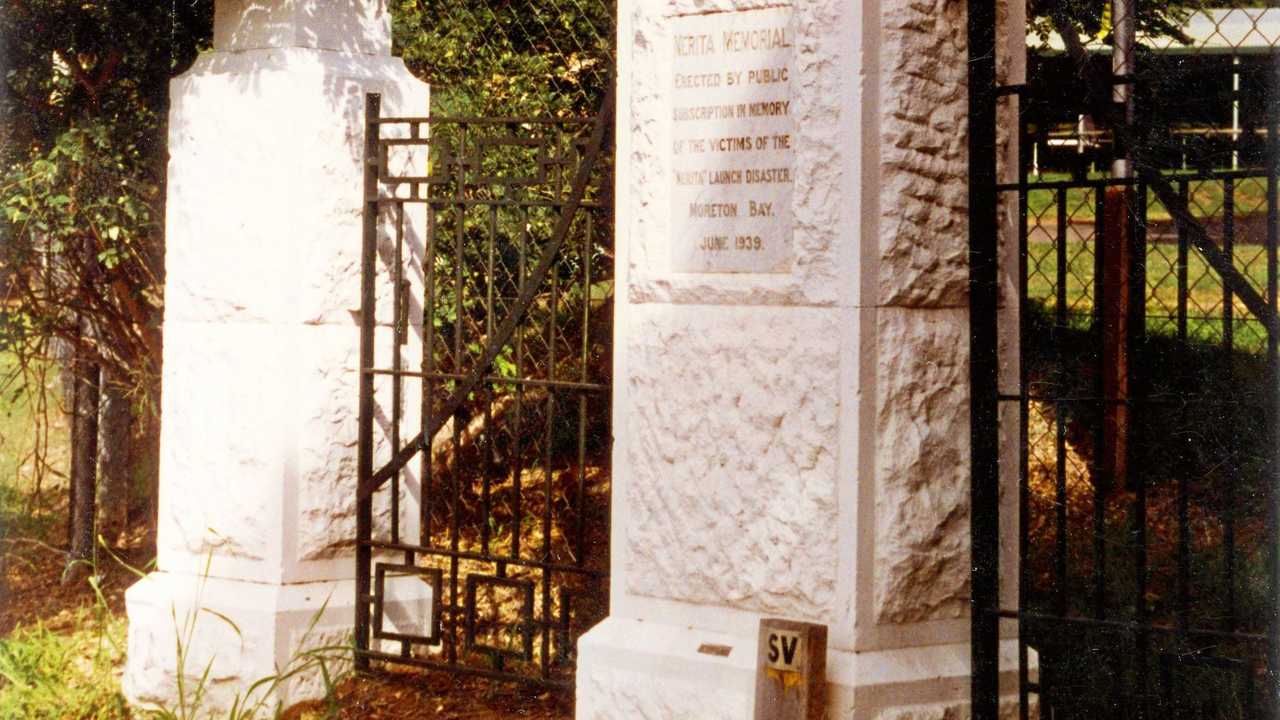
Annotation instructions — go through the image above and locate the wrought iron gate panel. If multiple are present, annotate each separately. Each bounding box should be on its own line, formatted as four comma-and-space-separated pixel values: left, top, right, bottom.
971, 5, 1280, 719
355, 93, 613, 688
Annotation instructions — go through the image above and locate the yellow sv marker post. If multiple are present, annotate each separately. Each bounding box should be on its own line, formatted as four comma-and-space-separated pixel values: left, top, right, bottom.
753, 618, 827, 719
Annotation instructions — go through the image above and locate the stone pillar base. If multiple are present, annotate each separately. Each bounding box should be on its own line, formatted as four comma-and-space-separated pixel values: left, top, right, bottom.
122, 572, 357, 716
577, 618, 1022, 720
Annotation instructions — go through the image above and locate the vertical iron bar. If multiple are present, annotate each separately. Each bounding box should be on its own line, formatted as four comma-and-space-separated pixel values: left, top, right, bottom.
1267, 66, 1280, 718
391, 202, 404, 548
1178, 180, 1189, 343
1225, 177, 1236, 356
481, 204, 497, 557
1017, 103, 1032, 720
512, 208, 528, 562
422, 200, 437, 548
581, 210, 594, 383
1175, 180, 1191, 633
1176, 414, 1189, 635
354, 93, 381, 671
541, 261, 559, 678
968, 0, 1000, 713
448, 123, 467, 667
486, 203, 496, 337
1055, 188, 1069, 619
1131, 181, 1150, 718
1093, 186, 1108, 621
1224, 177, 1238, 633
576, 212, 593, 566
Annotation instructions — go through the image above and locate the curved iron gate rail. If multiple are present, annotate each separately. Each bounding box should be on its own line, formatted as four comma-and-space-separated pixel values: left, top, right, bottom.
354, 91, 614, 687
971, 5, 1280, 719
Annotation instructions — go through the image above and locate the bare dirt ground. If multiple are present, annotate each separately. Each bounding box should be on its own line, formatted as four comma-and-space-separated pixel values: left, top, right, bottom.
0, 526, 148, 636
287, 670, 572, 720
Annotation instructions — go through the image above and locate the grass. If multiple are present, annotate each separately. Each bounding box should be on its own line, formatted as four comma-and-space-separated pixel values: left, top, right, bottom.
1025, 235, 1273, 353
0, 608, 128, 720
0, 349, 125, 720
1024, 172, 1272, 225
0, 350, 68, 540
0, 351, 142, 719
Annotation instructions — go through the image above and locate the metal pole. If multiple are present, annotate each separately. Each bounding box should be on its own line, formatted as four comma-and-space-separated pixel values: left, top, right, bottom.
968, 0, 1000, 714
354, 92, 381, 672
1233, 55, 1241, 171
1102, 0, 1139, 492
1111, 0, 1136, 179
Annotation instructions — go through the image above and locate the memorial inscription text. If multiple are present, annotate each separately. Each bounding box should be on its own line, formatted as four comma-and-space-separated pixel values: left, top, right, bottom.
669, 7, 796, 273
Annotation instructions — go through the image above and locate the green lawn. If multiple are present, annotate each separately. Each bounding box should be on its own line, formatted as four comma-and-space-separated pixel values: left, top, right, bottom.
1024, 173, 1272, 226
1026, 236, 1273, 353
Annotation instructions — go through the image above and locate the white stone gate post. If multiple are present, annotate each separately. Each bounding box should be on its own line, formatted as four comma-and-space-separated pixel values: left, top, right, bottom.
123, 1, 428, 713
576, 0, 1019, 717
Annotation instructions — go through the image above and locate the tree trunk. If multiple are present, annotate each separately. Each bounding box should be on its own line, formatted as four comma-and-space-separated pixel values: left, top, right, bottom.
66, 344, 99, 582
53, 334, 78, 547
96, 369, 130, 547
48, 336, 77, 416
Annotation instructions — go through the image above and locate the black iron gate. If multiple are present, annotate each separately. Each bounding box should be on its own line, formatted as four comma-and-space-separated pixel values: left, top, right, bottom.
971, 4, 1280, 718
353, 91, 614, 687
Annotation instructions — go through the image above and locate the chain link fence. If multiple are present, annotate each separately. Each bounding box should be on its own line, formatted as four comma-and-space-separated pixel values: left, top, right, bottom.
1025, 7, 1280, 346
1009, 6, 1280, 717
393, 0, 615, 119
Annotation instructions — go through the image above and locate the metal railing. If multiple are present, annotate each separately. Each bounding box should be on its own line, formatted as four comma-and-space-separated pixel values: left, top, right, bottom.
973, 6, 1280, 719
354, 89, 614, 688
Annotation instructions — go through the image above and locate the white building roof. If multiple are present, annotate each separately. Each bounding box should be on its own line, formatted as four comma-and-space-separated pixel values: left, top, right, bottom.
1033, 8, 1280, 55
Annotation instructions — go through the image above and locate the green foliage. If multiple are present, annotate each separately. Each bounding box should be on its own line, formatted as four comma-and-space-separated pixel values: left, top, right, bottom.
0, 610, 129, 720
391, 0, 613, 118
0, 0, 213, 400
391, 1, 619, 402
3, 120, 162, 367
1026, 0, 1213, 48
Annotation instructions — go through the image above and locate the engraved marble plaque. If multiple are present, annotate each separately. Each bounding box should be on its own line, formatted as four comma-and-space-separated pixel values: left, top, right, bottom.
669, 6, 796, 274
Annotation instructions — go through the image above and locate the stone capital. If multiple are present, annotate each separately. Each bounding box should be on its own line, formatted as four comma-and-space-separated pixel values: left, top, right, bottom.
214, 0, 392, 55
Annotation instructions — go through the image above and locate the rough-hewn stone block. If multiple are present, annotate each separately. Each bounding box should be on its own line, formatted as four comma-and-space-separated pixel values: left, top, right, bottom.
156, 321, 420, 583
878, 0, 969, 307
623, 304, 840, 618
873, 307, 970, 624
164, 48, 427, 327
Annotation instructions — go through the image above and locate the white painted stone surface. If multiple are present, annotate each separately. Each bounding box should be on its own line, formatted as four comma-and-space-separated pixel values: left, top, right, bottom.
125, 1, 429, 714
577, 619, 755, 720
155, 322, 421, 584
164, 49, 427, 328
214, 0, 392, 55
623, 304, 841, 619
580, 0, 1023, 716
877, 0, 971, 308
578, 619, 1023, 720
622, 0, 846, 308
125, 572, 431, 716
607, 0, 856, 638
667, 7, 797, 273
873, 308, 971, 625
379, 573, 437, 640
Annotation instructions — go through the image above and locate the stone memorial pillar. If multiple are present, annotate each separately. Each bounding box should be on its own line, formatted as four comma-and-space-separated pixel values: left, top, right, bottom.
123, 0, 429, 713
576, 0, 1019, 717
